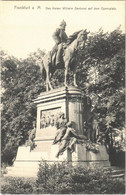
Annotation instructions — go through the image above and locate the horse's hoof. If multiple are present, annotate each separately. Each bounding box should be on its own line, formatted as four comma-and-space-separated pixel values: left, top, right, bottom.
74, 84, 78, 87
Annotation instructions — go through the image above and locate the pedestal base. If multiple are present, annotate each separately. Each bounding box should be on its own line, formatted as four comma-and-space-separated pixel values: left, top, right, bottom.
6, 144, 68, 178
72, 144, 110, 167
6, 87, 110, 178
6, 143, 110, 177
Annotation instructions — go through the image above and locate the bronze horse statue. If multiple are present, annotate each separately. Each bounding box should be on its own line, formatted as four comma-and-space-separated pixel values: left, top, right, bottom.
40, 29, 89, 91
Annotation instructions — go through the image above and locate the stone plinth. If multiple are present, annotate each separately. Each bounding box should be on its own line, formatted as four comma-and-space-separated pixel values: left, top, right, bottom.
6, 86, 110, 178
72, 144, 110, 167
34, 86, 84, 138
33, 86, 84, 162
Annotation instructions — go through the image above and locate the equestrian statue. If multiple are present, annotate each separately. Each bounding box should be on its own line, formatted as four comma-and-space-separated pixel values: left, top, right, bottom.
40, 20, 89, 91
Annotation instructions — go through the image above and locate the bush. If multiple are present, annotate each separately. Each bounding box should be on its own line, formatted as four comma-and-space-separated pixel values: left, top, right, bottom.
36, 161, 125, 194
1, 162, 125, 194
1, 163, 8, 176
1, 177, 36, 194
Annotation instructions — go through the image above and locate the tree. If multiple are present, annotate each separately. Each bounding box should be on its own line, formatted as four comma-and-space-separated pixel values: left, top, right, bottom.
50, 27, 125, 153
1, 49, 45, 164
77, 27, 125, 153
1, 27, 125, 164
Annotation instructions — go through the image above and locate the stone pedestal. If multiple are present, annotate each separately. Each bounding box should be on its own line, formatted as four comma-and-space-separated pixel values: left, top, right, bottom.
6, 86, 110, 178
72, 144, 110, 167
33, 86, 84, 162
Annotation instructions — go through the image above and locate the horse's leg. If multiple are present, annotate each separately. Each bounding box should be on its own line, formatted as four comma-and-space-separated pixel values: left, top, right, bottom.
48, 81, 53, 90
73, 71, 78, 87
46, 77, 49, 91
64, 64, 68, 87
48, 74, 53, 90
46, 68, 53, 90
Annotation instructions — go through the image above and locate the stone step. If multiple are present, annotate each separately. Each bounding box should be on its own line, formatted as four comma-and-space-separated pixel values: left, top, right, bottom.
5, 170, 38, 178
13, 161, 40, 168
7, 166, 39, 172
111, 170, 125, 175
103, 166, 125, 171
111, 173, 125, 178
5, 166, 39, 178
104, 169, 125, 174
110, 166, 125, 170
6, 169, 38, 176
103, 166, 125, 178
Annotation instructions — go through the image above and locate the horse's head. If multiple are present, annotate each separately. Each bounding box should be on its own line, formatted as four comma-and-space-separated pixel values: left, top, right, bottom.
76, 29, 89, 49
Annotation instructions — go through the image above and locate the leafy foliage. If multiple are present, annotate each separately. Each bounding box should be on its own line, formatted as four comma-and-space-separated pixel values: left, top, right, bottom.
1, 50, 45, 164
1, 162, 125, 194
50, 27, 125, 154
1, 27, 125, 164
1, 177, 35, 194
36, 161, 125, 194
2, 161, 124, 194
37, 161, 125, 194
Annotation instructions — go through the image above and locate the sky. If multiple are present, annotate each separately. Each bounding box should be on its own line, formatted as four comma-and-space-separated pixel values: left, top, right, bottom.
0, 1, 125, 59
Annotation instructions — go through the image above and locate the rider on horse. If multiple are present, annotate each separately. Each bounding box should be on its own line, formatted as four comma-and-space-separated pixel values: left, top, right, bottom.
41, 25, 89, 91
52, 20, 68, 66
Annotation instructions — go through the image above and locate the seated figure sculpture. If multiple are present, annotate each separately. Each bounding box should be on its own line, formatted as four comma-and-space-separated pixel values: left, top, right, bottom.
53, 112, 67, 145
54, 121, 87, 158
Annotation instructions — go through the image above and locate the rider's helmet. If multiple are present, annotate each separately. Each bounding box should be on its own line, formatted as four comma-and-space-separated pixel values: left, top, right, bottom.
60, 20, 67, 27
